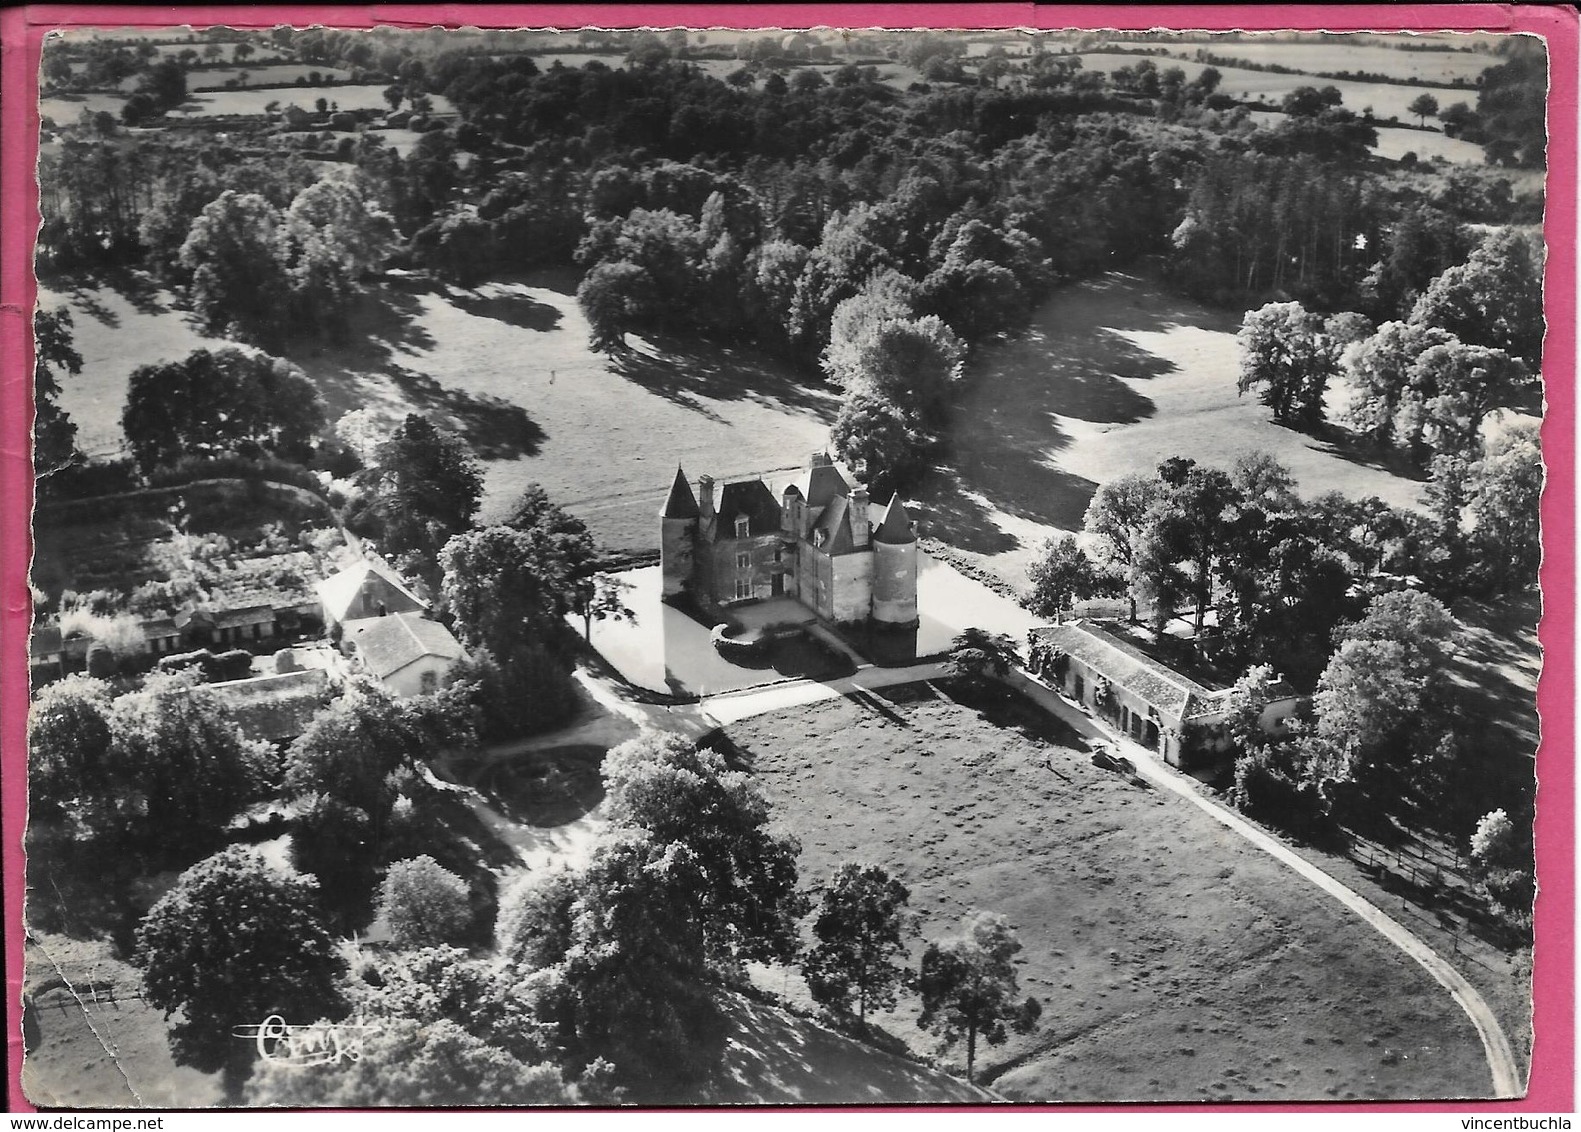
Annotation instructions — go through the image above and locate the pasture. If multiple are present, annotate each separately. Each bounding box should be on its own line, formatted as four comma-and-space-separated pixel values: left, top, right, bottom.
926, 270, 1430, 590
169, 84, 454, 118
1073, 53, 1474, 126
721, 682, 1492, 1101
1121, 38, 1497, 85
39, 272, 838, 553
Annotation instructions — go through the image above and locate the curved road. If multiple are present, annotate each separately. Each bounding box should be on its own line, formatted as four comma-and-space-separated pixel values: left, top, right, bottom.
1005, 671, 1525, 1100
547, 663, 1524, 1098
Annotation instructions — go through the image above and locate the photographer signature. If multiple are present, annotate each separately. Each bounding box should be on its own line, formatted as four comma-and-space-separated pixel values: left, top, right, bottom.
234, 1015, 382, 1067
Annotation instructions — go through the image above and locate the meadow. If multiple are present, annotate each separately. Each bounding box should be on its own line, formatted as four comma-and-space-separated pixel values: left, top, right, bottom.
721, 682, 1493, 1102
1116, 38, 1498, 85
1073, 53, 1474, 125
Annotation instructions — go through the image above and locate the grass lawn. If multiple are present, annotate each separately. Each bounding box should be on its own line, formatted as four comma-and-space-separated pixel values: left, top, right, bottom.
924, 268, 1430, 590
41, 272, 838, 554
716, 682, 1492, 1102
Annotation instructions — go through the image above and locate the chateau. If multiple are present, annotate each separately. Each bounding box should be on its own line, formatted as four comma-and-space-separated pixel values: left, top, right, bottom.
660, 453, 919, 628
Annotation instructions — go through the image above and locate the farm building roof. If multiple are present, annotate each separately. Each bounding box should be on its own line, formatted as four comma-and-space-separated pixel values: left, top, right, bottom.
315, 559, 427, 623
1031, 620, 1230, 724
170, 668, 330, 744
343, 613, 465, 678
213, 605, 276, 630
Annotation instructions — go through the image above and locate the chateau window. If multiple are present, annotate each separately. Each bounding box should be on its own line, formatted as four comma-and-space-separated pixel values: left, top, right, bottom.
774, 548, 782, 563
421, 670, 438, 693
735, 579, 752, 600
736, 552, 751, 570
735, 517, 750, 538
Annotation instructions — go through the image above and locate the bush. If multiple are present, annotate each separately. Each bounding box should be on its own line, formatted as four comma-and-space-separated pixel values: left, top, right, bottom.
213, 648, 256, 682
158, 648, 215, 676
1230, 745, 1332, 839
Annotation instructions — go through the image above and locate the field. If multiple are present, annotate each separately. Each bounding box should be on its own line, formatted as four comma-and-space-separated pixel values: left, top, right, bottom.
1242, 110, 1488, 164
41, 272, 839, 552
169, 85, 454, 118
1073, 53, 1474, 126
1114, 39, 1497, 85
926, 269, 1434, 590
719, 682, 1492, 1101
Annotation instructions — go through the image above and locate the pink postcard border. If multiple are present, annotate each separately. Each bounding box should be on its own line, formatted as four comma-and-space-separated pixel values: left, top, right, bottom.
1, 2, 1573, 1115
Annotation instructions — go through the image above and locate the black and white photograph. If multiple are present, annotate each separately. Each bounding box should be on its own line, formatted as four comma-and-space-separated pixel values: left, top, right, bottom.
19, 17, 1557, 1110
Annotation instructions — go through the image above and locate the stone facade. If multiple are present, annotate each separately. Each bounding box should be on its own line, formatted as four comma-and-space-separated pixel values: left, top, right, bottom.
661, 453, 919, 627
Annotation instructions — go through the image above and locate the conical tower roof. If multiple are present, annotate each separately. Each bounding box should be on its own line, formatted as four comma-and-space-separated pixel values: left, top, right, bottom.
873, 494, 917, 544
662, 466, 700, 519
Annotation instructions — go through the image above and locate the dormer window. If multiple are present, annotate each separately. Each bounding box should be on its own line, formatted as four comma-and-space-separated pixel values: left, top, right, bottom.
813, 529, 826, 548
735, 516, 750, 538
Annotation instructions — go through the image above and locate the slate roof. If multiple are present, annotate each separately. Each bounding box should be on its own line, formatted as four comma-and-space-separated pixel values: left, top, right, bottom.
316, 559, 427, 623
344, 612, 465, 678
873, 495, 917, 544
792, 460, 851, 509
715, 480, 782, 540
810, 494, 860, 556
662, 466, 700, 519
1030, 620, 1228, 723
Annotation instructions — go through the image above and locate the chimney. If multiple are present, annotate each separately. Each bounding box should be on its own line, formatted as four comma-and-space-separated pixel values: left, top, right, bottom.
810, 451, 833, 468
698, 475, 716, 519
850, 483, 870, 546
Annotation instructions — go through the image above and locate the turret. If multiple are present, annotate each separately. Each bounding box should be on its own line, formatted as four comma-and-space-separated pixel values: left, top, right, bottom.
660, 466, 700, 599
698, 474, 716, 523
871, 494, 918, 626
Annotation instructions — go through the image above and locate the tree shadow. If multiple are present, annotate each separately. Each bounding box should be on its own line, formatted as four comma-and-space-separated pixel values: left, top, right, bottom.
450, 287, 562, 332
48, 267, 174, 321
612, 333, 842, 423
386, 364, 546, 459
1302, 421, 1429, 481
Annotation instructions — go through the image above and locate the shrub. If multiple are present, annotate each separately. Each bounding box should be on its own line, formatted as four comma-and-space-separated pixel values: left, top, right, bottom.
213, 648, 256, 681
1230, 744, 1332, 839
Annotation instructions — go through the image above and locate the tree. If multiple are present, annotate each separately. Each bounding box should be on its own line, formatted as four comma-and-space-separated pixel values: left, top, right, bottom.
440, 526, 578, 659
1411, 228, 1545, 367
284, 679, 433, 818
179, 191, 292, 344
111, 682, 273, 854
577, 261, 651, 354
1083, 474, 1164, 621
1438, 100, 1477, 138
246, 1018, 573, 1107
1143, 461, 1238, 635
946, 627, 1017, 688
234, 41, 254, 63
802, 864, 914, 1027
137, 59, 188, 111
33, 307, 82, 476
501, 834, 730, 1098
600, 733, 806, 967
136, 847, 347, 1099
1343, 320, 1454, 447
1466, 420, 1543, 593
27, 675, 119, 832
576, 572, 635, 640
830, 394, 930, 499
355, 414, 482, 568
121, 348, 323, 474
1236, 301, 1347, 428
378, 855, 472, 948
1023, 535, 1099, 619
825, 314, 965, 425
917, 911, 1040, 1085
1409, 339, 1528, 454
1407, 93, 1440, 128
277, 177, 398, 331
